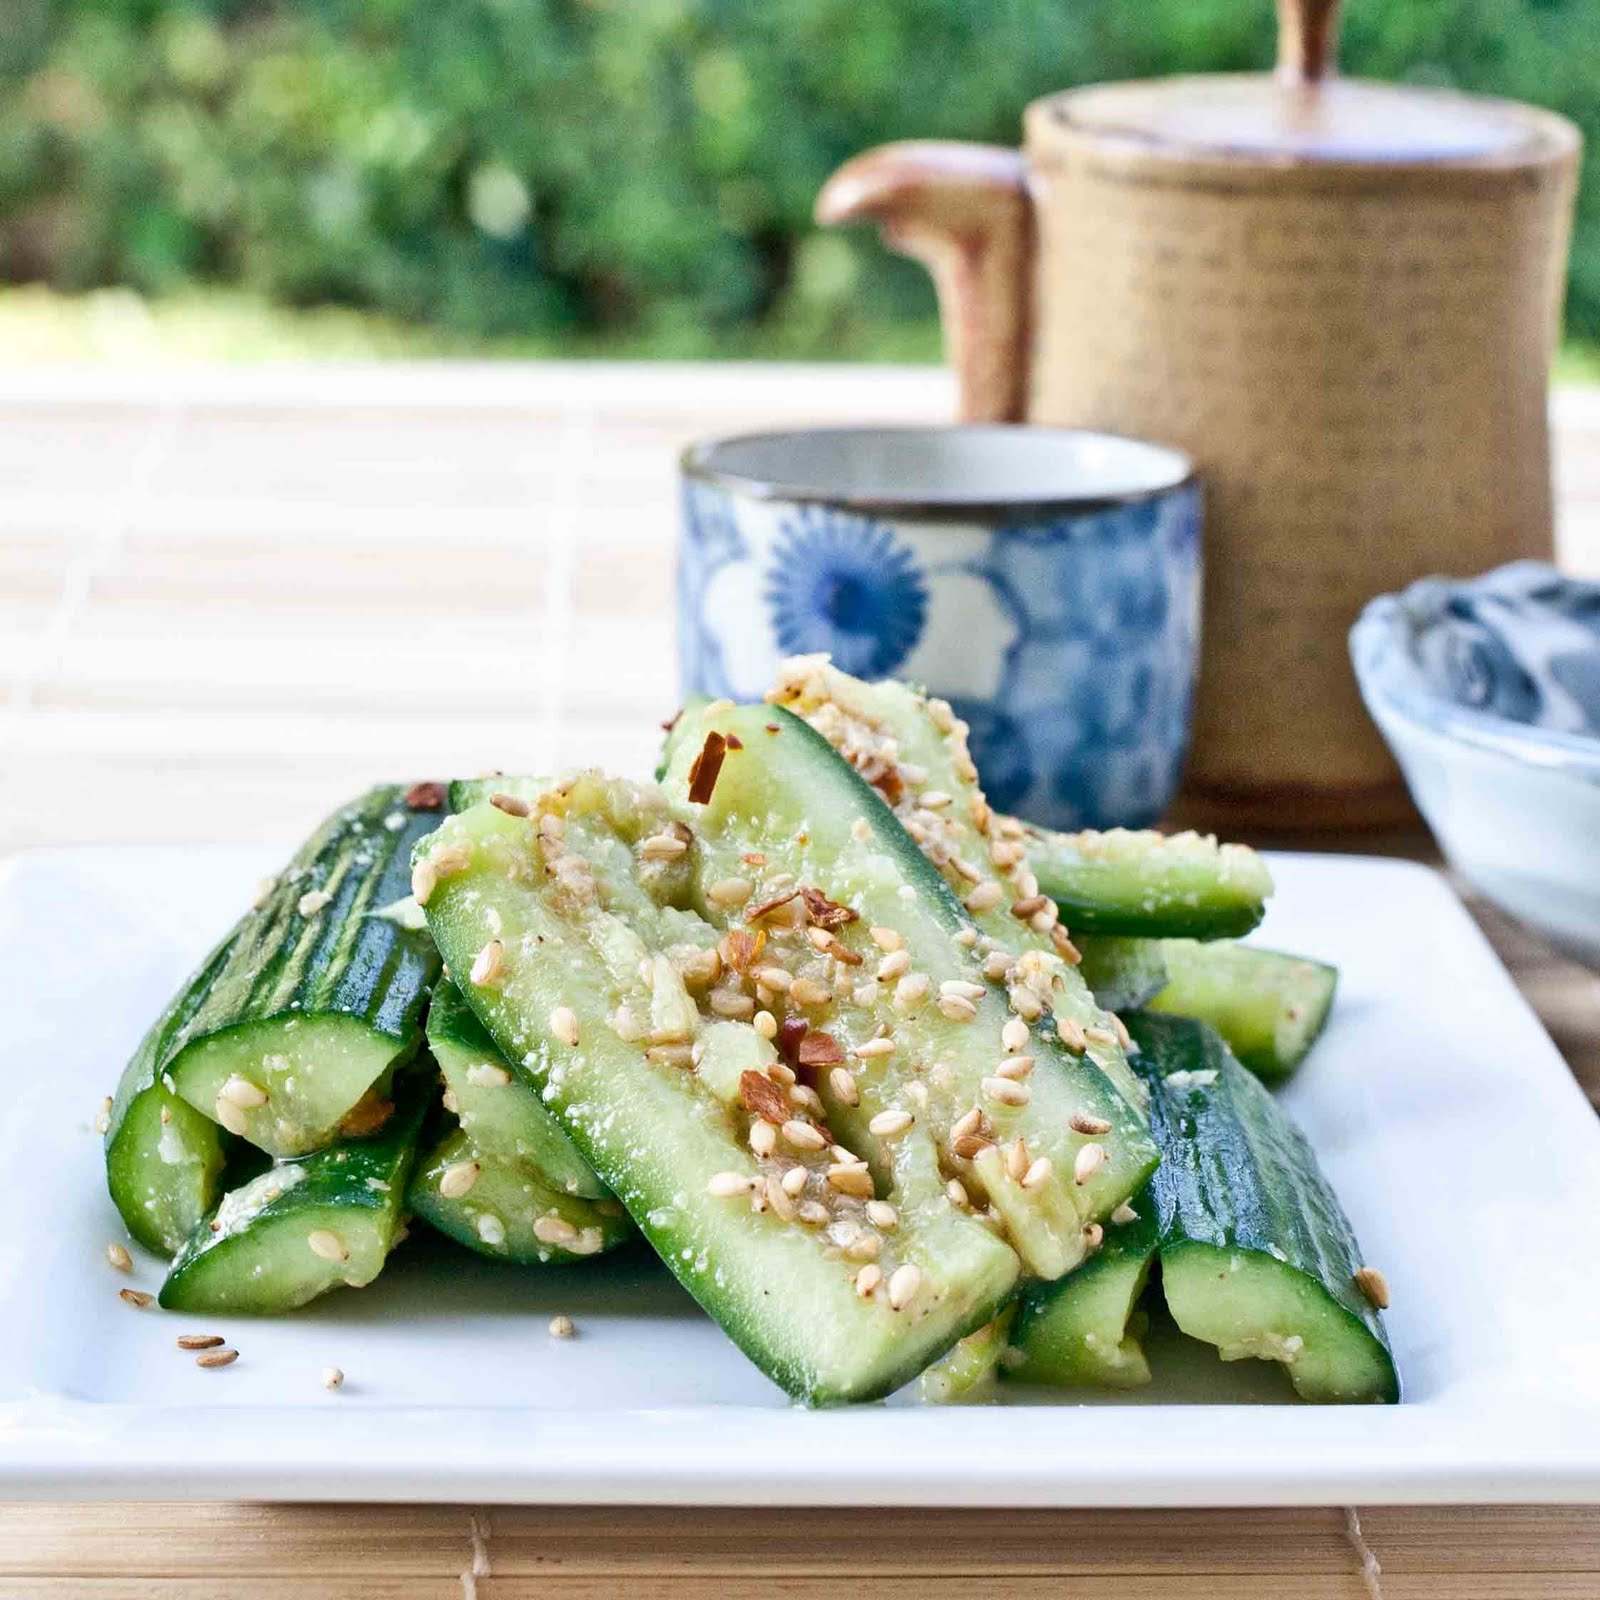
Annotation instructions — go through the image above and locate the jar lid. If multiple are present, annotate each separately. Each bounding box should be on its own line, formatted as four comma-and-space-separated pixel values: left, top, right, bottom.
1040, 75, 1574, 167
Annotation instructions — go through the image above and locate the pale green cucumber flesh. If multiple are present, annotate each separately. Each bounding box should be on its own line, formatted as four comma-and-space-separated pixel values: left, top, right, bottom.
1023, 824, 1273, 939
1130, 1011, 1397, 1404
159, 1076, 428, 1314
1009, 1247, 1156, 1389
164, 785, 442, 1156
408, 1127, 632, 1264
760, 658, 1149, 1117
428, 979, 606, 1197
420, 784, 1020, 1406
105, 932, 240, 1254
1147, 941, 1338, 1082
918, 1305, 1017, 1404
659, 700, 1156, 1280
1074, 936, 1172, 1013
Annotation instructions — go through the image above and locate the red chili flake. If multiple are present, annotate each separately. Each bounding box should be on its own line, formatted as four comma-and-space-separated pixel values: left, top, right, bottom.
764, 722, 780, 734
876, 768, 905, 806
745, 888, 800, 923
801, 887, 859, 930
403, 781, 448, 810
726, 733, 744, 751
796, 1031, 846, 1069
686, 732, 728, 805
776, 1017, 809, 1064
661, 709, 682, 734
738, 1069, 790, 1125
721, 927, 765, 973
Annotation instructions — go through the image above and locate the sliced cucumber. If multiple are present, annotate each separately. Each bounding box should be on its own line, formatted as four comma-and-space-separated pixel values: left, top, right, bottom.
105, 934, 238, 1255
1074, 936, 1172, 1014
1009, 1200, 1158, 1389
917, 1305, 1016, 1403
760, 657, 1149, 1116
165, 785, 442, 1157
1021, 823, 1273, 939
1147, 941, 1338, 1082
408, 1126, 633, 1264
428, 979, 606, 1197
659, 699, 1157, 1280
1138, 1012, 1395, 1403
159, 1072, 429, 1314
419, 778, 1021, 1406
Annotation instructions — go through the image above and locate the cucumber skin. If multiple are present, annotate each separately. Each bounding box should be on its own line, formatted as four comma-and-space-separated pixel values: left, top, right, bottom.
1130, 1012, 1397, 1403
1074, 936, 1172, 1013
408, 1127, 633, 1265
1022, 825, 1272, 940
158, 1072, 429, 1314
1147, 942, 1338, 1083
105, 933, 238, 1254
165, 786, 442, 1146
427, 979, 607, 1198
423, 795, 1021, 1406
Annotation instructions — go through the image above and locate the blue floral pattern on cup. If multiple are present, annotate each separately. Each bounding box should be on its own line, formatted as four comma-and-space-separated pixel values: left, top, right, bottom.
679, 453, 1201, 830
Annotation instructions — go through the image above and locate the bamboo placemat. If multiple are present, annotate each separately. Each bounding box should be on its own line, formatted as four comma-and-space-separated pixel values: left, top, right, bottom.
2, 363, 1599, 1595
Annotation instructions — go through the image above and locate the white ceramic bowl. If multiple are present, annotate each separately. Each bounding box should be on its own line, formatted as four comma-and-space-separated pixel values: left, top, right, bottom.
1351, 562, 1600, 968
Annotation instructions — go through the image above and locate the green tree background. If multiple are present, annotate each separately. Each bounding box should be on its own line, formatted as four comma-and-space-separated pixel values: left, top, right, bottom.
1, 0, 1596, 356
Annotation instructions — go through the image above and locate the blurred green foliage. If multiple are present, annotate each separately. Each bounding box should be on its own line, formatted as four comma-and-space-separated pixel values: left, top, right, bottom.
1, 0, 1597, 353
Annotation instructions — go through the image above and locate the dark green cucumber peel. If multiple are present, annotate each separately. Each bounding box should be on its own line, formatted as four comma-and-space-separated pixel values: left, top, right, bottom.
421, 780, 1022, 1406
1021, 824, 1273, 940
660, 703, 1158, 1282
428, 979, 606, 1198
164, 785, 443, 1157
1146, 942, 1338, 1082
408, 1126, 633, 1264
105, 934, 240, 1255
159, 1070, 430, 1314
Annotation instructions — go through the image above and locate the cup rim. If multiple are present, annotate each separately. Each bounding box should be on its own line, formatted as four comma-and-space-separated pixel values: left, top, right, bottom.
680, 424, 1196, 521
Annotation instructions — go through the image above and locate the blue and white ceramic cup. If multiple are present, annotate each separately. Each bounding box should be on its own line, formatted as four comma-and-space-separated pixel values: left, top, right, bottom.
678, 425, 1201, 829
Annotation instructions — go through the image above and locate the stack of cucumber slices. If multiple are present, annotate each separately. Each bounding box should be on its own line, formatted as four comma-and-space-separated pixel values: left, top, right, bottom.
103, 658, 1393, 1407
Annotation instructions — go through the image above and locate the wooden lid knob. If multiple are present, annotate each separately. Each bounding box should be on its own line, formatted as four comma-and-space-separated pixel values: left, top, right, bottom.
1276, 0, 1342, 86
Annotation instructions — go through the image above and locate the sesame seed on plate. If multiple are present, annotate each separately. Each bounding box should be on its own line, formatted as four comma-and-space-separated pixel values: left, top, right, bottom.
106, 1243, 133, 1273
322, 1366, 345, 1390
549, 1315, 576, 1339
1353, 1266, 1391, 1309
195, 1348, 238, 1369
177, 1334, 224, 1350
118, 1288, 153, 1309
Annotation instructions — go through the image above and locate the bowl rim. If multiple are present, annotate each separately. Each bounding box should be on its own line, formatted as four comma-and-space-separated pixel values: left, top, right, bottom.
680, 423, 1198, 521
1350, 589, 1600, 783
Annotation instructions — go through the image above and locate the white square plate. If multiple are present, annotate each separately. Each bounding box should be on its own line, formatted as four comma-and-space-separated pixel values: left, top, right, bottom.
3, 847, 1599, 1505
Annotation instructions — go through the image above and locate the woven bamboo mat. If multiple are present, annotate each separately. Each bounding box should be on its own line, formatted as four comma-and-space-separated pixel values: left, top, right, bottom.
3, 363, 1599, 1595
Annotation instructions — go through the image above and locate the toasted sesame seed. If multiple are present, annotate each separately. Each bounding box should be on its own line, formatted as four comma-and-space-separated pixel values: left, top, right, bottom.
488, 790, 530, 817
865, 1201, 898, 1231
533, 1214, 579, 1246
1109, 1013, 1132, 1050
919, 789, 953, 810
470, 939, 505, 987
782, 1119, 827, 1152
1084, 1025, 1118, 1047
749, 1120, 778, 1157
853, 1036, 896, 1060
866, 926, 903, 954
951, 1133, 992, 1161
465, 1062, 511, 1088
438, 1160, 481, 1200
707, 1171, 753, 1198
548, 1314, 576, 1340
791, 1083, 825, 1116
1001, 1018, 1030, 1053
964, 881, 1005, 913
119, 1288, 153, 1309
829, 1143, 858, 1165
251, 876, 276, 909
789, 978, 832, 1008
854, 1263, 883, 1297
894, 973, 932, 1009
297, 889, 333, 917
1011, 989, 1045, 1022
316, 1365, 344, 1391
549, 1006, 580, 1047
828, 1067, 860, 1107
1083, 1222, 1104, 1250
1353, 1266, 1391, 1309
707, 875, 754, 908
1073, 1143, 1107, 1185
1056, 1016, 1088, 1052
826, 1164, 875, 1198
1111, 1202, 1139, 1224
995, 1054, 1034, 1080
768, 1060, 798, 1086
851, 817, 872, 841
753, 1009, 778, 1040
307, 1229, 348, 1263
220, 1075, 268, 1109
177, 1334, 224, 1350
411, 860, 439, 905
1022, 1157, 1054, 1189
709, 987, 757, 1019
888, 1263, 923, 1310
106, 1242, 133, 1273
938, 994, 979, 1022
868, 1108, 914, 1138
213, 1095, 250, 1137
982, 1075, 1031, 1107
953, 927, 978, 948
195, 1347, 238, 1368
951, 1107, 985, 1140
983, 952, 1013, 982
1006, 1138, 1030, 1182
797, 1200, 830, 1225
940, 979, 986, 1001
1070, 1111, 1114, 1135
781, 1166, 809, 1197
876, 950, 912, 983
